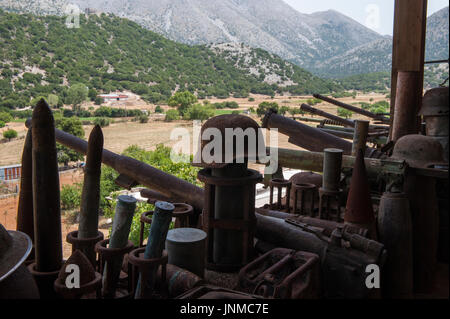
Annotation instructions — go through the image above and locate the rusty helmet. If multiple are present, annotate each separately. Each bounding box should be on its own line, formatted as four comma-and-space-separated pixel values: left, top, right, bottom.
419, 87, 449, 117
0, 224, 32, 282
193, 114, 265, 168
390, 134, 447, 168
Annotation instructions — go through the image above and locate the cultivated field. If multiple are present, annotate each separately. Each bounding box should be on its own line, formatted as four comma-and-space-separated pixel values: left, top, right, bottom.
0, 93, 389, 167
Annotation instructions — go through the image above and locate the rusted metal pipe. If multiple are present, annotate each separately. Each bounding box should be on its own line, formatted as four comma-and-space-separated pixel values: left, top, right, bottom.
352, 120, 370, 156
262, 110, 353, 155
16, 129, 34, 262
78, 125, 104, 265
301, 103, 355, 128
391, 71, 422, 141
25, 119, 204, 212
313, 94, 390, 123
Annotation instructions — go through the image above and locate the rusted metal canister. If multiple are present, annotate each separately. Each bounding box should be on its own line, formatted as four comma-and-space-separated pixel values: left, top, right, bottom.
377, 192, 413, 298
166, 228, 207, 278
322, 149, 343, 192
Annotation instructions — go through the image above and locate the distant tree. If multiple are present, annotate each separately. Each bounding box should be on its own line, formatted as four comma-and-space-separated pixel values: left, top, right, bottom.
94, 117, 110, 127
47, 94, 59, 107
0, 112, 12, 123
183, 104, 215, 121
94, 96, 103, 105
337, 108, 353, 119
257, 102, 279, 117
88, 88, 98, 101
55, 117, 85, 165
168, 91, 197, 115
279, 106, 290, 115
66, 83, 88, 111
154, 105, 163, 113
138, 115, 149, 123
3, 129, 17, 141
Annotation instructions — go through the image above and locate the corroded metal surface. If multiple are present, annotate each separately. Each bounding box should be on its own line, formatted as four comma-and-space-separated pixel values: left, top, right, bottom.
78, 126, 104, 265
344, 149, 377, 239
262, 109, 353, 154
238, 248, 321, 299
16, 129, 34, 262
392, 71, 422, 141
301, 103, 355, 128
313, 93, 390, 123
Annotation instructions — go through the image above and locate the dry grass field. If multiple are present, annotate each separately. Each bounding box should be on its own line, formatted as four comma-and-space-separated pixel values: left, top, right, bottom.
0, 93, 389, 167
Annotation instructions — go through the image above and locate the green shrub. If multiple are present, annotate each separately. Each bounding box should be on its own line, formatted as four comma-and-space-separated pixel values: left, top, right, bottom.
94, 117, 110, 127
248, 97, 255, 102
0, 121, 4, 128
165, 109, 180, 122
154, 105, 163, 113
100, 145, 200, 245
183, 104, 215, 121
0, 112, 12, 123
3, 129, 17, 140
337, 108, 353, 119
138, 115, 149, 123
60, 184, 82, 210
257, 102, 279, 117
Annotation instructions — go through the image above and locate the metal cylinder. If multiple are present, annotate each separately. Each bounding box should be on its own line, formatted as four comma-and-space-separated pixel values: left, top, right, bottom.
135, 201, 174, 298
212, 164, 247, 267
322, 149, 343, 192
352, 120, 370, 156
391, 71, 421, 141
377, 192, 413, 298
102, 195, 136, 298
166, 228, 207, 278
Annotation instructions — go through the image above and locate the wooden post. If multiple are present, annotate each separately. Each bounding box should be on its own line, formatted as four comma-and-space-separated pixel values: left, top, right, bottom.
389, 0, 428, 140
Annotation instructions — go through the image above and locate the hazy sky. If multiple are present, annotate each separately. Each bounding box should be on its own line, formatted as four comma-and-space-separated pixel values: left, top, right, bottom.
283, 0, 449, 36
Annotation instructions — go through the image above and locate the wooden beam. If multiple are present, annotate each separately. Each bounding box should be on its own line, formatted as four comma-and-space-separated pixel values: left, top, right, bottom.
389, 0, 428, 140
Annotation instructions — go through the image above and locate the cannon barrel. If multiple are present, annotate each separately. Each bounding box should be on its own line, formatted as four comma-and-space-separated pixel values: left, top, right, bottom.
25, 120, 204, 212
300, 103, 355, 128
262, 110, 353, 155
313, 94, 390, 123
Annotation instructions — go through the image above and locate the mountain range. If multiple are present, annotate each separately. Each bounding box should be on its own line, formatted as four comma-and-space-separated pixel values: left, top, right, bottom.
1, 0, 447, 79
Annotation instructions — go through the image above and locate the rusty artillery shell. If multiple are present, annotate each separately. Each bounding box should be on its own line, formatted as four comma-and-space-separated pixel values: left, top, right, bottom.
378, 192, 413, 298
31, 99, 63, 273
344, 149, 377, 239
16, 129, 34, 261
78, 125, 104, 265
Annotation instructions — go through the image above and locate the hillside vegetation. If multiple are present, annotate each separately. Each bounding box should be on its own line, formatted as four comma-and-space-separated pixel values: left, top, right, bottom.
0, 9, 341, 109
